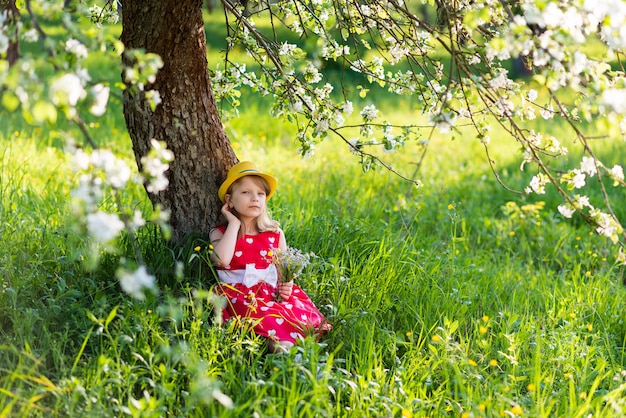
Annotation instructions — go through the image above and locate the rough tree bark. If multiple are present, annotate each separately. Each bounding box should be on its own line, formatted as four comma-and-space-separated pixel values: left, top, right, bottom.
120, 0, 237, 243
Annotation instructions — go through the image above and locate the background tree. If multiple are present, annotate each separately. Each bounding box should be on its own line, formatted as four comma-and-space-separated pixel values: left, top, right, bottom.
120, 0, 237, 242
1, 0, 19, 66
3, 0, 626, 259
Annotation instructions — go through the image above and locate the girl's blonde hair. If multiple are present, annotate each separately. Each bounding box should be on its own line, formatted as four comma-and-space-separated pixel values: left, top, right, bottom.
226, 176, 280, 236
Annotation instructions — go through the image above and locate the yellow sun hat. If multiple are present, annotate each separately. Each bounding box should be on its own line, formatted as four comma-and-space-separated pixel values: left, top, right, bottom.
218, 161, 278, 203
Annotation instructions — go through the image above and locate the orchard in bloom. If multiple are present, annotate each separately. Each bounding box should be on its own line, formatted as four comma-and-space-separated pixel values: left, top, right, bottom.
3, 0, 626, 263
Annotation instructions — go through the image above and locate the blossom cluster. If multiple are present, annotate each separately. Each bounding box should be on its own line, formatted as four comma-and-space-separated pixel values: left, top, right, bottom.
270, 247, 314, 283
217, 0, 626, 257
70, 140, 173, 299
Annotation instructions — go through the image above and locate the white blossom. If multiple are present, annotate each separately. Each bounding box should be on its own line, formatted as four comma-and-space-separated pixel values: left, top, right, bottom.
50, 73, 86, 107
90, 84, 110, 116
342, 101, 354, 115
117, 266, 156, 300
580, 156, 597, 177
65, 39, 88, 58
92, 149, 131, 189
602, 89, 626, 114
23, 28, 38, 42
129, 210, 146, 231
610, 165, 625, 185
530, 174, 547, 194
360, 104, 379, 121
86, 211, 125, 243
558, 204, 575, 218
572, 169, 586, 188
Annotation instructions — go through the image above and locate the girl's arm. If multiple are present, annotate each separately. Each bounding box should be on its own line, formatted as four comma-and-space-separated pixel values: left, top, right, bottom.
210, 203, 241, 266
276, 228, 293, 300
278, 228, 287, 251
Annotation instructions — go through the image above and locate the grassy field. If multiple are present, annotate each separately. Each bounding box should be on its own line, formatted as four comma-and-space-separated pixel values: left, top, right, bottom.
2, 6, 626, 418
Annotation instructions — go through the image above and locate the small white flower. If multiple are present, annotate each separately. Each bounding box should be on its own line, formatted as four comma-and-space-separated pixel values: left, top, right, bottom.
117, 266, 156, 300
279, 42, 297, 56
602, 89, 626, 114
129, 210, 146, 230
23, 29, 39, 43
51, 73, 87, 107
558, 204, 575, 218
360, 104, 379, 121
530, 174, 546, 194
611, 165, 624, 185
90, 84, 110, 116
342, 101, 353, 115
86, 211, 125, 243
580, 156, 597, 177
65, 39, 88, 58
572, 169, 586, 188
71, 148, 91, 171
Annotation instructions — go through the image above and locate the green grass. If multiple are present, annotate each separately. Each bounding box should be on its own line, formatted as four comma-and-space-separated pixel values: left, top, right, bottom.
2, 7, 626, 418
2, 95, 626, 416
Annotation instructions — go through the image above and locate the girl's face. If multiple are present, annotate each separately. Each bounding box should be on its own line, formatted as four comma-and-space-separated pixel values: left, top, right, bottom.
226, 176, 268, 220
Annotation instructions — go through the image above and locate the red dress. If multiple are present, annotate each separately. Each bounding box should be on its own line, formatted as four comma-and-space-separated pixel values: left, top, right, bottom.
214, 226, 331, 344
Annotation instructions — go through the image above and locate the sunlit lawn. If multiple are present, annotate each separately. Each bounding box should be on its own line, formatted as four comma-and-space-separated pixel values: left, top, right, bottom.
1, 5, 626, 417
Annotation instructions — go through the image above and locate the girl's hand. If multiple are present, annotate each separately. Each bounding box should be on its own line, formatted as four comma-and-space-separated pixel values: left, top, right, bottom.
221, 202, 240, 225
277, 281, 293, 301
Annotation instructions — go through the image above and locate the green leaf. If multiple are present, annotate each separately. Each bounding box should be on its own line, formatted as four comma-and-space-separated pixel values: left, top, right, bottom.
2, 92, 20, 112
32, 101, 58, 124
105, 306, 119, 328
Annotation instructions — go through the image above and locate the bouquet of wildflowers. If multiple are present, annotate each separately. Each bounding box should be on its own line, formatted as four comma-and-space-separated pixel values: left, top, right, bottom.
270, 246, 313, 283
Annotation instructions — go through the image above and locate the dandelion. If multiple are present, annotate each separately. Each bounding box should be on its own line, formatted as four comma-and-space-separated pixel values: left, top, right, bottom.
432, 334, 442, 343
447, 203, 454, 210
527, 383, 536, 391
482, 315, 489, 322
468, 359, 478, 367
479, 325, 488, 334
510, 404, 523, 415
194, 246, 201, 252
489, 359, 498, 367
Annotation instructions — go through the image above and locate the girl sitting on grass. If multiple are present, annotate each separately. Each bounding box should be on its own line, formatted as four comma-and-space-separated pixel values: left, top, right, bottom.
210, 161, 331, 353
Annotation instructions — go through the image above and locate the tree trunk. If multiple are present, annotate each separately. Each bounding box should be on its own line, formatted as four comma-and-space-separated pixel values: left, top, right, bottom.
120, 0, 237, 243
1, 0, 20, 67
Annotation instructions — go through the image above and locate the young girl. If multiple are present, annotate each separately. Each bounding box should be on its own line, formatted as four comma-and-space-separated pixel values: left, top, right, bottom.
210, 161, 330, 353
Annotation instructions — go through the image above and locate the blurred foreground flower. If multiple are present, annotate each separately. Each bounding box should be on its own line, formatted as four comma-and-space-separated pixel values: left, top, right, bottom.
117, 266, 157, 300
